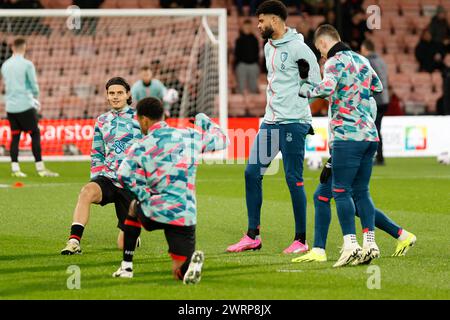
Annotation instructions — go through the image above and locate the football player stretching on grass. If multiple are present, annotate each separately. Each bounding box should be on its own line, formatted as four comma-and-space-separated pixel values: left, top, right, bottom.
292, 155, 417, 263
298, 25, 384, 267
112, 97, 228, 284
227, 0, 321, 255
61, 77, 142, 255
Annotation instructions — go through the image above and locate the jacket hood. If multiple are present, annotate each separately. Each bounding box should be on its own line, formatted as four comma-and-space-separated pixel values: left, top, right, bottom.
270, 28, 304, 47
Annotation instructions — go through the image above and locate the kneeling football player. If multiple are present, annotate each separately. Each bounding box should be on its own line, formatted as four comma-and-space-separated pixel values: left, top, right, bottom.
61, 77, 142, 255
112, 97, 228, 284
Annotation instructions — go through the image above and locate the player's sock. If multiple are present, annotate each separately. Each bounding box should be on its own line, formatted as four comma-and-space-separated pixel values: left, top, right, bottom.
294, 233, 306, 244
11, 162, 20, 172
10, 132, 20, 164
123, 217, 141, 263
363, 230, 376, 247
121, 260, 133, 271
286, 176, 307, 247
69, 223, 85, 243
35, 161, 45, 172
398, 229, 411, 241
343, 234, 358, 249
176, 258, 191, 280
246, 227, 259, 240
312, 247, 326, 255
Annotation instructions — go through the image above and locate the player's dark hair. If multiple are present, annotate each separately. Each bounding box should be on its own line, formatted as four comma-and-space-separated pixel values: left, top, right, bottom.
136, 97, 164, 121
105, 77, 132, 105
13, 38, 26, 48
314, 24, 341, 42
256, 0, 288, 21
140, 65, 151, 71
362, 39, 375, 52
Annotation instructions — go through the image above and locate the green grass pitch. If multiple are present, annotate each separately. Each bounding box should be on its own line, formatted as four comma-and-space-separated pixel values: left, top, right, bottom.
0, 158, 449, 300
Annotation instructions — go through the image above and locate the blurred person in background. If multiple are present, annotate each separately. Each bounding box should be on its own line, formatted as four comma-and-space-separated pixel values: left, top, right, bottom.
361, 39, 389, 166
428, 6, 449, 51
235, 0, 262, 16
415, 29, 446, 73
297, 14, 321, 60
234, 19, 260, 94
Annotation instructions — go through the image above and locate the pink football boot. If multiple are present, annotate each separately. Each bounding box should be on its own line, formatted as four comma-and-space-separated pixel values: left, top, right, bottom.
226, 234, 262, 252
283, 240, 309, 254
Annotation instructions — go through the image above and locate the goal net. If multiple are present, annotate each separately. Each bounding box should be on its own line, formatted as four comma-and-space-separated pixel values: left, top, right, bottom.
0, 9, 227, 160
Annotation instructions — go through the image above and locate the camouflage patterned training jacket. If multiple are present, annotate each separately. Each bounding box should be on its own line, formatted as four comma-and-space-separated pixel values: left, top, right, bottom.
117, 114, 228, 227
90, 106, 142, 187
299, 42, 382, 143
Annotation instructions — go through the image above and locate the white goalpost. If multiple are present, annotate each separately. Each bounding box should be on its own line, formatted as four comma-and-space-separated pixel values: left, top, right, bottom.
0, 8, 228, 162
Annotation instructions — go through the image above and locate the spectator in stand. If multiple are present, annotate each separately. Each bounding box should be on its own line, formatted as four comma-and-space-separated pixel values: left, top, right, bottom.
428, 6, 449, 50
235, 0, 261, 16
349, 9, 369, 51
320, 10, 336, 27
234, 19, 260, 94
281, 0, 301, 15
297, 15, 320, 60
415, 29, 446, 73
339, 0, 367, 51
361, 39, 389, 165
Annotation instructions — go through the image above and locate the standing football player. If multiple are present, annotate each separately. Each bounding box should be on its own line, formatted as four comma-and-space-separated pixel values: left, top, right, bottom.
60, 77, 142, 255
299, 25, 382, 267
112, 97, 228, 284
131, 65, 171, 117
227, 0, 321, 254
1, 38, 58, 177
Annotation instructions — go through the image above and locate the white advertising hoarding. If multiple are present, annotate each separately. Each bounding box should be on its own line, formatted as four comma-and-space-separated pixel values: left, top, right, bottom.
304, 116, 450, 157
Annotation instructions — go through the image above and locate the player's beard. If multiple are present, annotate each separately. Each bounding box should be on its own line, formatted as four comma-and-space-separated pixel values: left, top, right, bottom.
261, 26, 274, 40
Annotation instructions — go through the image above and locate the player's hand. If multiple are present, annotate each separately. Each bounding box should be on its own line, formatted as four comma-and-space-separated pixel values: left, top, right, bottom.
320, 157, 332, 184
298, 82, 309, 98
32, 98, 41, 111
296, 59, 310, 79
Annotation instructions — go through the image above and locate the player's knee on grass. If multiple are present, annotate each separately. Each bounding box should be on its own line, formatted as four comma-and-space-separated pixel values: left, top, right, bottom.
79, 183, 102, 204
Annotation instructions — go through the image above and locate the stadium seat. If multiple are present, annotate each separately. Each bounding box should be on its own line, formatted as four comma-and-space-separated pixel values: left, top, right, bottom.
431, 72, 443, 88
244, 93, 266, 117
228, 94, 247, 117
100, 0, 119, 9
